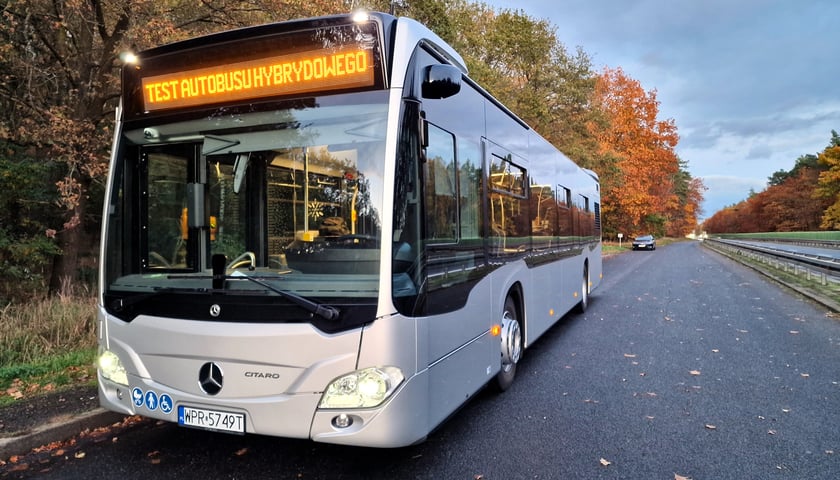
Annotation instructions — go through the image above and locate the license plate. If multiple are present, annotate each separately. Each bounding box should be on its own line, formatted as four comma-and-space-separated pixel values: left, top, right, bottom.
178, 405, 245, 434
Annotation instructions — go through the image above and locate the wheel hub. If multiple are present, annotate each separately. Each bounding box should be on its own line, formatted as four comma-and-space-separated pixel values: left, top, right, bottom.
500, 311, 522, 366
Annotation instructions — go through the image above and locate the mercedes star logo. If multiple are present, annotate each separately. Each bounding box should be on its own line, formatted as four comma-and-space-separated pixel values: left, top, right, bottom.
198, 362, 223, 395
209, 304, 221, 317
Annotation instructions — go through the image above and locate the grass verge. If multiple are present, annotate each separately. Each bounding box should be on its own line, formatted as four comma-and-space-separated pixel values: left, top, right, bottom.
0, 296, 98, 407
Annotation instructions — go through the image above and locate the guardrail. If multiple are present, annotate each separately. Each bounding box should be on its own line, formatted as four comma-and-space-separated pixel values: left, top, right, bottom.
703, 238, 840, 312
749, 238, 840, 250
705, 238, 839, 285
712, 233, 840, 250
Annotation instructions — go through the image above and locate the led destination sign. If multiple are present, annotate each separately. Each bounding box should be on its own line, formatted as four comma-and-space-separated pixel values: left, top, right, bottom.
141, 47, 374, 111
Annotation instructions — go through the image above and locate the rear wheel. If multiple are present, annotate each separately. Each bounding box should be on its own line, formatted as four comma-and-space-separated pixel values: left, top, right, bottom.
494, 295, 522, 392
574, 266, 589, 313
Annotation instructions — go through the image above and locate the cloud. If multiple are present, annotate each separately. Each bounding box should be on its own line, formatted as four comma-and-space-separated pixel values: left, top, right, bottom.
699, 175, 766, 217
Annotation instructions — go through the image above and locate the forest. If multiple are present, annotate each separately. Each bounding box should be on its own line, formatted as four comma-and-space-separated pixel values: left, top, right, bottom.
703, 131, 840, 234
0, 0, 705, 302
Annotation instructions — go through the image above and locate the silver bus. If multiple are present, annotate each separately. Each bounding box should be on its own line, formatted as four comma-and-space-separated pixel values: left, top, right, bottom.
97, 11, 602, 447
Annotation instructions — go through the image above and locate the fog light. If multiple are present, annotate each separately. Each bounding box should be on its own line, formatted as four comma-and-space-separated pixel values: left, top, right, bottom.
332, 413, 353, 428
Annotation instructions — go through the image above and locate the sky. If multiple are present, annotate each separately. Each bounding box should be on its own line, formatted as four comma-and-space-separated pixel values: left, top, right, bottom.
484, 0, 840, 220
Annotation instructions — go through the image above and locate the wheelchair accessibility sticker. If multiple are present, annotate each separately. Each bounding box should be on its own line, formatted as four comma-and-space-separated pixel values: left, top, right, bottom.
131, 387, 173, 414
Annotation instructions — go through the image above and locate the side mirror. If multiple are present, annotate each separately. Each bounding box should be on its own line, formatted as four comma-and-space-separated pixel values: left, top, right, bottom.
422, 64, 461, 99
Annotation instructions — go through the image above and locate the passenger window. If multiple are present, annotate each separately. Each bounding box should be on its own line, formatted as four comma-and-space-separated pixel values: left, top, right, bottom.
458, 141, 482, 240
424, 124, 458, 243
489, 154, 526, 197
488, 151, 529, 253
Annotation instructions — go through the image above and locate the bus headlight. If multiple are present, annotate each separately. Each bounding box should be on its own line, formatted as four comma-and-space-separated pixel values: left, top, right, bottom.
319, 367, 404, 409
98, 349, 129, 386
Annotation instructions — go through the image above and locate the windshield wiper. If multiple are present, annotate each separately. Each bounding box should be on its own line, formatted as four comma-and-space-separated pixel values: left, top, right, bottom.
209, 252, 337, 320
228, 271, 340, 321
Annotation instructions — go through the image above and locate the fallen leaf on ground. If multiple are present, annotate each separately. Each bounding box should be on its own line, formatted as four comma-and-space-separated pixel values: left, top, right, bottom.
7, 463, 29, 472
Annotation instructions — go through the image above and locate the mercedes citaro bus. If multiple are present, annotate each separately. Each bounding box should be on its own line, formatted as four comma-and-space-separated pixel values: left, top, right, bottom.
97, 11, 602, 447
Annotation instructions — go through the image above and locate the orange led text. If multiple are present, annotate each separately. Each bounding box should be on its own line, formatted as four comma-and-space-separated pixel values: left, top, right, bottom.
142, 48, 373, 111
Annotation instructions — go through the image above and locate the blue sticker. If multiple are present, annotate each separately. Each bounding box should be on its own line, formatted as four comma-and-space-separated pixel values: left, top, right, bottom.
145, 390, 159, 411
132, 387, 144, 407
159, 394, 173, 414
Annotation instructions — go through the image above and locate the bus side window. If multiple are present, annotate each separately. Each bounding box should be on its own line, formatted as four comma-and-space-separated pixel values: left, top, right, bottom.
458, 141, 482, 241
489, 152, 528, 254
423, 123, 458, 243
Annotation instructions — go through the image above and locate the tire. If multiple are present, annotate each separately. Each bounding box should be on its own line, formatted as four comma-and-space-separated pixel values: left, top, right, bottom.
493, 295, 522, 392
574, 266, 589, 313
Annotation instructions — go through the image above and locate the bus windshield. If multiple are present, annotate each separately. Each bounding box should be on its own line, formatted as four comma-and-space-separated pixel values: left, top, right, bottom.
103, 92, 387, 319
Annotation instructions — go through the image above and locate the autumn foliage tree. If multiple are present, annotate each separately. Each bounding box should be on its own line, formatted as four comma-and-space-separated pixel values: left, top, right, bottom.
589, 67, 702, 237
815, 130, 840, 229
704, 135, 838, 234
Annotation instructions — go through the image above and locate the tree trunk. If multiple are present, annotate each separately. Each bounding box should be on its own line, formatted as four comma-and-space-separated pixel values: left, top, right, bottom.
48, 189, 87, 296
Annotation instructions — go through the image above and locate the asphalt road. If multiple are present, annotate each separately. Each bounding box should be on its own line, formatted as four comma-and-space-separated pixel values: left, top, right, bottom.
7, 241, 839, 479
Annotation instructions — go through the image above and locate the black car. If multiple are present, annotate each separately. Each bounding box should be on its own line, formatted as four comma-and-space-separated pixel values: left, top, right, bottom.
632, 235, 656, 250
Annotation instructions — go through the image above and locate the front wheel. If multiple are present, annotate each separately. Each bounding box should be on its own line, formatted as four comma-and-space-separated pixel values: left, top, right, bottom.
493, 295, 522, 392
